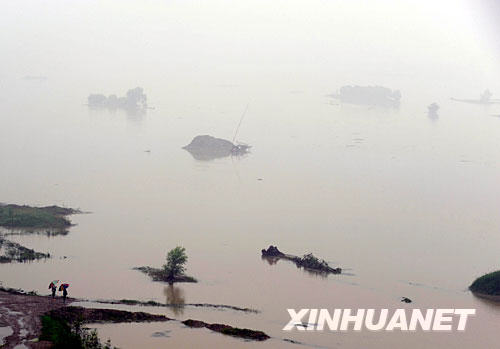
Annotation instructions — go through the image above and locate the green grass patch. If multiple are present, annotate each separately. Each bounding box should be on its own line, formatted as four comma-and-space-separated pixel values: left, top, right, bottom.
40, 314, 115, 349
40, 315, 82, 348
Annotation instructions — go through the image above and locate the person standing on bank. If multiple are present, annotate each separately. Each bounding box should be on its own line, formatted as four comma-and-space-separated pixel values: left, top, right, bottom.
59, 283, 69, 303
48, 281, 57, 299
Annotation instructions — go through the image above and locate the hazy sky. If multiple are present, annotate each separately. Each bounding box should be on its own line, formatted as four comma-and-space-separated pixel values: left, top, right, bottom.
1, 0, 498, 85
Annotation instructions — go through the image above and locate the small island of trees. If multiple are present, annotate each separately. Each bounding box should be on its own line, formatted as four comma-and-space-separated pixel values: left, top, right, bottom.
135, 246, 197, 284
470, 270, 500, 299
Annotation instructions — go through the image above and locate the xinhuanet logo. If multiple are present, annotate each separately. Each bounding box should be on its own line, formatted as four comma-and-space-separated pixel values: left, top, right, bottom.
283, 308, 476, 331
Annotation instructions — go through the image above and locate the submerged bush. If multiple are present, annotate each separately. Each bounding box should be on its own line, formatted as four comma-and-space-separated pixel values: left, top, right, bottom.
0, 204, 75, 229
296, 253, 330, 271
470, 271, 500, 295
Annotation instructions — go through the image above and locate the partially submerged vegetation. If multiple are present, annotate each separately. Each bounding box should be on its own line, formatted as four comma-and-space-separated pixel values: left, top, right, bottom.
46, 306, 170, 324
182, 319, 270, 341
134, 246, 197, 283
0, 204, 79, 230
0, 204, 80, 263
0, 237, 50, 263
88, 87, 148, 112
134, 266, 197, 283
91, 298, 259, 313
261, 245, 341, 274
470, 271, 500, 298
329, 85, 401, 107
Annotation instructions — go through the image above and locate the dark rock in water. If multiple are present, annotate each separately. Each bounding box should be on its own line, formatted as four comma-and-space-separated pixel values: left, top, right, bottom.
183, 135, 250, 161
329, 85, 401, 107
401, 297, 412, 303
182, 319, 270, 341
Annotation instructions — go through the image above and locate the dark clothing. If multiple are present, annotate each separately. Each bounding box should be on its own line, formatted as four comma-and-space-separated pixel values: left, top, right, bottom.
51, 286, 56, 299
63, 289, 68, 303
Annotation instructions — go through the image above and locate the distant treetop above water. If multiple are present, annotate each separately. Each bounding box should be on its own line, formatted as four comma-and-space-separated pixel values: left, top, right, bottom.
329, 85, 401, 107
87, 87, 148, 112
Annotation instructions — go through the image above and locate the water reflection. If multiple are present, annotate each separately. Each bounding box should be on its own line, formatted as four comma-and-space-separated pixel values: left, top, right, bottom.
261, 255, 279, 266
261, 256, 328, 279
0, 227, 69, 237
163, 284, 185, 316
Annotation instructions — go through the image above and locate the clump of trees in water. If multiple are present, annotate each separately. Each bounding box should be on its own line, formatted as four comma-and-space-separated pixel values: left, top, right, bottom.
0, 237, 50, 263
0, 204, 78, 230
261, 245, 341, 274
87, 87, 147, 111
470, 270, 500, 297
295, 253, 331, 271
0, 204, 79, 263
134, 246, 197, 283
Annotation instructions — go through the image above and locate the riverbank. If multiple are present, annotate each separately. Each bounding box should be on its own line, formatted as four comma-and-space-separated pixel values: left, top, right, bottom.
0, 288, 74, 348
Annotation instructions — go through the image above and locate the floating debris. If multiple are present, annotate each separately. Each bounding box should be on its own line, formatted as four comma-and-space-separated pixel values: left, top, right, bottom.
329, 85, 401, 107
183, 135, 250, 161
261, 245, 341, 274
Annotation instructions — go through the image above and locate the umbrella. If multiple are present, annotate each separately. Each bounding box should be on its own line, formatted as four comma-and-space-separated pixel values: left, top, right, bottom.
48, 280, 59, 289
59, 283, 69, 291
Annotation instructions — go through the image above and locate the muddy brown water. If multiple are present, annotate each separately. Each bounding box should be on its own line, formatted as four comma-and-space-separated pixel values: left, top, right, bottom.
1, 1, 500, 348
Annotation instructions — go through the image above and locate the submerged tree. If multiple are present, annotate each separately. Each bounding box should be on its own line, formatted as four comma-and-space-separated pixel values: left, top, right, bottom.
164, 246, 188, 281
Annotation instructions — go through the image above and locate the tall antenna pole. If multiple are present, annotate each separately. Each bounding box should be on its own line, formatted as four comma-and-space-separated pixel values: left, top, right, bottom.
232, 103, 249, 144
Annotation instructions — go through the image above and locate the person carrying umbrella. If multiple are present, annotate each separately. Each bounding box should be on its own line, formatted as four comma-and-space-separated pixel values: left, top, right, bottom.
59, 283, 69, 303
48, 280, 58, 299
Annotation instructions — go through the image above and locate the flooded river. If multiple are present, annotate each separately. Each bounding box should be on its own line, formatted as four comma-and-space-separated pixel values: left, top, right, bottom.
1, 1, 500, 348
